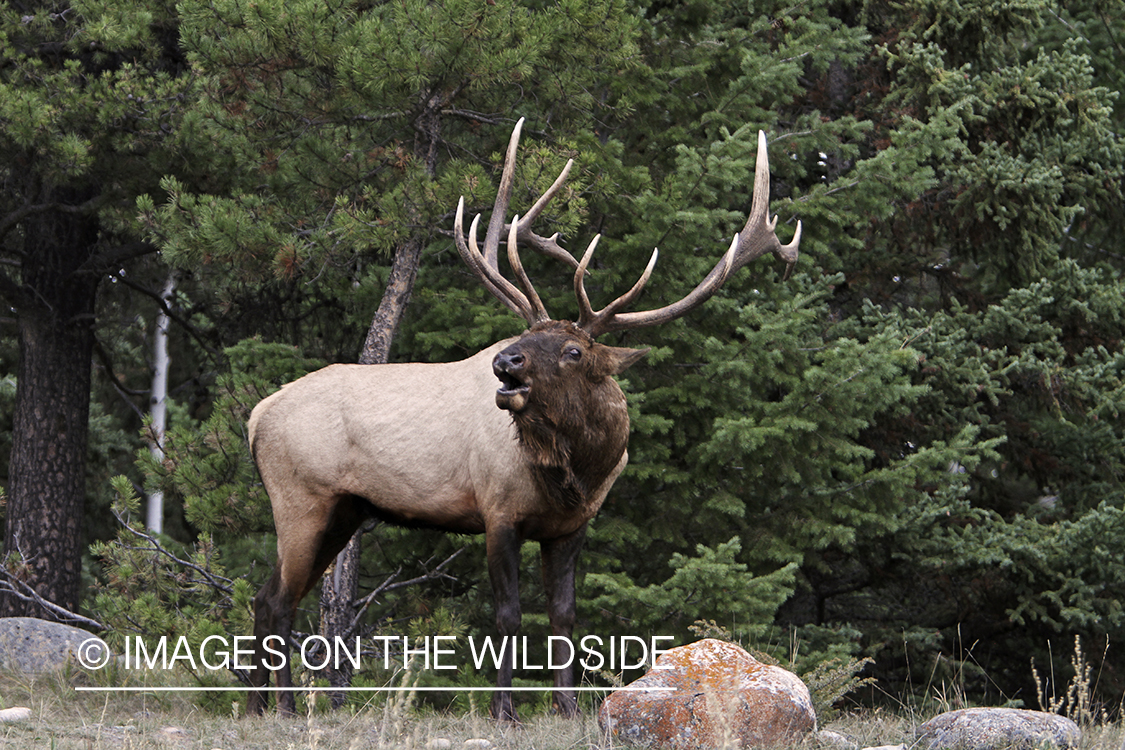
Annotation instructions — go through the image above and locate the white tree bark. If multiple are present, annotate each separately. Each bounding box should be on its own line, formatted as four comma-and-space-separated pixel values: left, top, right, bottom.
146, 271, 176, 534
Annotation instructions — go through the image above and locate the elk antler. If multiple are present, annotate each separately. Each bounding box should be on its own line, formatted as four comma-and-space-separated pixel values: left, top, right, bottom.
454, 122, 802, 334
575, 130, 801, 338
454, 118, 579, 326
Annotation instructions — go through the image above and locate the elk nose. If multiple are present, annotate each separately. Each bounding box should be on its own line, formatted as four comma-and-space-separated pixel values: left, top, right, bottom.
493, 348, 525, 373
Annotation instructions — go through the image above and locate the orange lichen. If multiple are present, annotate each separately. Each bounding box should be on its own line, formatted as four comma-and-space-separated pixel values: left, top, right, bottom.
599, 639, 815, 750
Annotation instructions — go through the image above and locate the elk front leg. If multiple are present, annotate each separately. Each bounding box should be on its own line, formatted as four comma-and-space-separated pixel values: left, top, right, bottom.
540, 524, 587, 717
486, 524, 523, 723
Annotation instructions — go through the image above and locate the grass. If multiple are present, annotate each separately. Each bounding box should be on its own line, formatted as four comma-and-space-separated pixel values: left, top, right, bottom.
0, 664, 608, 750
1, 678, 1123, 750
1, 637, 1123, 750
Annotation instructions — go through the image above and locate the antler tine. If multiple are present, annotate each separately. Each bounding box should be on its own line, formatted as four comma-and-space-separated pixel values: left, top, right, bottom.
454, 197, 538, 324
509, 158, 581, 272
506, 215, 551, 324
575, 236, 659, 335
481, 117, 527, 270
454, 117, 585, 326
578, 129, 800, 337
573, 235, 602, 329
516, 158, 573, 233
581, 235, 738, 337
480, 117, 582, 273
735, 130, 802, 280
486, 119, 581, 272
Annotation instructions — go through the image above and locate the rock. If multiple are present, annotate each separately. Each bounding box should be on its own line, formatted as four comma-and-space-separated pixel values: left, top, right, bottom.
0, 706, 32, 722
599, 638, 816, 749
463, 740, 492, 749
916, 708, 1080, 750
0, 617, 108, 674
815, 729, 860, 749
157, 725, 192, 740
427, 739, 453, 750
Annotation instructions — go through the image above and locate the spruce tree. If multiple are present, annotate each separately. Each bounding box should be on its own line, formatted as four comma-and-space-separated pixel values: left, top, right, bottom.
791, 0, 1125, 699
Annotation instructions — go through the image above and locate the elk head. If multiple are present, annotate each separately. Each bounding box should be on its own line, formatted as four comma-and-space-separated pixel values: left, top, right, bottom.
492, 321, 646, 415
454, 117, 801, 397
491, 319, 648, 508
453, 118, 801, 508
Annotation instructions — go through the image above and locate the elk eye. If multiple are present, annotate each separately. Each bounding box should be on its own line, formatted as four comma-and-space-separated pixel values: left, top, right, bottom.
563, 346, 582, 362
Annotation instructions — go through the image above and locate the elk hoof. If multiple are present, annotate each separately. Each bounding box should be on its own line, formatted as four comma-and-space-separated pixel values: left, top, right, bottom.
246, 693, 267, 717
551, 694, 580, 718
277, 692, 298, 717
489, 694, 521, 725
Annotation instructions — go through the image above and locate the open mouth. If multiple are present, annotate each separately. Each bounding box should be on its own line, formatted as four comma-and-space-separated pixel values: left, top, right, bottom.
493, 359, 530, 412
495, 368, 529, 398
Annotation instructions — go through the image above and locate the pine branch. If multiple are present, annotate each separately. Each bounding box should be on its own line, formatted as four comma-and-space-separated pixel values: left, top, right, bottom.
347, 547, 465, 637
93, 339, 149, 421
110, 272, 222, 358
0, 553, 105, 631
111, 506, 235, 595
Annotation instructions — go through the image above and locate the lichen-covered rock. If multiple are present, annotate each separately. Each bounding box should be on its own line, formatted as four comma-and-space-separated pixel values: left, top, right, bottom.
916, 708, 1080, 750
0, 617, 105, 674
599, 638, 816, 749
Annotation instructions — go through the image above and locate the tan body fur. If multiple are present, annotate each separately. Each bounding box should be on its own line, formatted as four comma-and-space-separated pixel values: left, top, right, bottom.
249, 338, 626, 571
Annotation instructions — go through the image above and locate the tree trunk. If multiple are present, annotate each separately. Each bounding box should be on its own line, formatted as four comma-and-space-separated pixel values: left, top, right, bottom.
146, 272, 176, 534
318, 232, 426, 707
358, 236, 425, 366
318, 105, 439, 707
1, 209, 99, 618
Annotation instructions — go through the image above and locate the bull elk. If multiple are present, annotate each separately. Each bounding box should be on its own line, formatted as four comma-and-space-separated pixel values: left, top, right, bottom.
246, 119, 801, 721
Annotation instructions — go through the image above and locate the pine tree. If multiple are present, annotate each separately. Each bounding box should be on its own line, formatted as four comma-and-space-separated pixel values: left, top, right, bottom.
0, 0, 200, 616
121, 0, 646, 704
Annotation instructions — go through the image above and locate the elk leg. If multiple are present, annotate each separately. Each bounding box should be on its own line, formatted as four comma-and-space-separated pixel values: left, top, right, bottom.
250, 494, 366, 716
486, 524, 523, 723
540, 523, 588, 717
249, 567, 289, 715
249, 543, 309, 716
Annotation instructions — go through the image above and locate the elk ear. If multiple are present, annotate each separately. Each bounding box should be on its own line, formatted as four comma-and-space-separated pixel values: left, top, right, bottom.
601, 345, 649, 376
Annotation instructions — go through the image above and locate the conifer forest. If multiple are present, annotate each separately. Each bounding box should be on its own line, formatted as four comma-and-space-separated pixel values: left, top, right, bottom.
2, 0, 1124, 714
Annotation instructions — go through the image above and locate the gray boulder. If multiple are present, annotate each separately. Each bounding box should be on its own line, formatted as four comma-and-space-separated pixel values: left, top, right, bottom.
916, 708, 1080, 750
0, 616, 107, 674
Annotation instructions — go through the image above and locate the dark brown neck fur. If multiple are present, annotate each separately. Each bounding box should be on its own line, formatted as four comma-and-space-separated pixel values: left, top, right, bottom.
512, 384, 629, 509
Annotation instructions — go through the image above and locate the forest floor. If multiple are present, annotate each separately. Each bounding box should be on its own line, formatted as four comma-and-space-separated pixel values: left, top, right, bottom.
0, 667, 1122, 750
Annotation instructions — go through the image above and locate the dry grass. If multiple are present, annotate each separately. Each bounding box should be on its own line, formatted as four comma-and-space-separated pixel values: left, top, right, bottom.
0, 665, 607, 750
0, 651, 1123, 750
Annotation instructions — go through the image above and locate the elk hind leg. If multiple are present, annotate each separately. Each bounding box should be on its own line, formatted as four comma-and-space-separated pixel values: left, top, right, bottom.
249, 567, 296, 715
251, 494, 368, 715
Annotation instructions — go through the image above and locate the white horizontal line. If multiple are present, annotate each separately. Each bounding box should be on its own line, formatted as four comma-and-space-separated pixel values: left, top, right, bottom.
75, 686, 674, 693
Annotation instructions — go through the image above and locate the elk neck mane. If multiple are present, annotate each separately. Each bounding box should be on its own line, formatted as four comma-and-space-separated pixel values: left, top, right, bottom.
512, 404, 630, 509
507, 326, 631, 510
